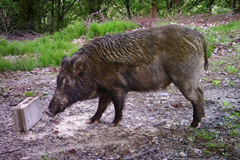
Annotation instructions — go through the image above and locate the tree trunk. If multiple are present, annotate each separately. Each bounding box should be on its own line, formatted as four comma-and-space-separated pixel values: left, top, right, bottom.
232, 0, 240, 13
151, 0, 158, 18
88, 0, 102, 14
165, 0, 174, 13
51, 0, 55, 32
55, 0, 76, 30
207, 0, 215, 13
124, 0, 132, 19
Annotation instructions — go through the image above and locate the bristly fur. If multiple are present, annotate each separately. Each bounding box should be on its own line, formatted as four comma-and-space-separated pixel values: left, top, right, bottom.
48, 25, 209, 128
74, 25, 208, 70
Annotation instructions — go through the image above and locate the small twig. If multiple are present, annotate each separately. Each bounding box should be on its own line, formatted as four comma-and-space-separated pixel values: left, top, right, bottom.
37, 119, 51, 133
94, 145, 117, 160
123, 148, 158, 160
0, 147, 23, 155
94, 153, 106, 160
217, 113, 225, 127
118, 25, 127, 32
84, 8, 105, 28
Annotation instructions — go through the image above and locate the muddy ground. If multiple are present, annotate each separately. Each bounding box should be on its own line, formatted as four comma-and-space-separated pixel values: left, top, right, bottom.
0, 14, 240, 160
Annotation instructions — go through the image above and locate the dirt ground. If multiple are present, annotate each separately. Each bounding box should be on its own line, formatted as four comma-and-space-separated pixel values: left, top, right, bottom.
0, 14, 240, 160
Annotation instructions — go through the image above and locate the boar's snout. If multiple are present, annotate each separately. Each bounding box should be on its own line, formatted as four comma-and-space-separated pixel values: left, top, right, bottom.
46, 98, 59, 118
45, 110, 55, 118
46, 93, 69, 118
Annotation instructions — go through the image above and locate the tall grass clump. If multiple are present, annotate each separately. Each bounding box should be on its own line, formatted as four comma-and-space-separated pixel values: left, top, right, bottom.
0, 21, 86, 71
52, 21, 86, 42
207, 21, 240, 44
0, 58, 12, 72
203, 21, 240, 57
0, 56, 41, 72
211, 21, 240, 33
0, 20, 139, 72
38, 48, 66, 67
87, 20, 139, 38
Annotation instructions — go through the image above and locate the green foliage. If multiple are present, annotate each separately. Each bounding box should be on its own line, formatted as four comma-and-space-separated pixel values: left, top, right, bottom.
212, 80, 220, 86
222, 102, 240, 138
1, 0, 238, 33
181, 0, 235, 15
131, 0, 152, 16
87, 20, 138, 38
1, 20, 239, 72
41, 150, 63, 160
211, 21, 240, 33
187, 100, 240, 156
225, 111, 240, 129
207, 21, 240, 44
0, 0, 19, 33
204, 21, 240, 57
223, 101, 230, 108
0, 20, 138, 72
213, 60, 224, 66
25, 91, 34, 97
52, 22, 86, 41
204, 142, 228, 152
226, 80, 236, 86
0, 21, 85, 71
212, 5, 231, 14
224, 65, 239, 74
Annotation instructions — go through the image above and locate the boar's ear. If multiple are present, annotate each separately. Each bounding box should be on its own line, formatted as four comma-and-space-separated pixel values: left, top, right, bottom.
61, 56, 69, 71
73, 56, 85, 75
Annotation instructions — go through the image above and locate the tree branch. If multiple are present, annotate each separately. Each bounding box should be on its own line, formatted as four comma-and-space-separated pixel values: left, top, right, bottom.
123, 148, 158, 160
63, 0, 77, 16
0, 147, 23, 155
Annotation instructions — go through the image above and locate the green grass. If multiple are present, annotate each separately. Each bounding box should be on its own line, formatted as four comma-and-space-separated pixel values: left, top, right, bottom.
25, 91, 34, 97
201, 21, 240, 57
211, 21, 240, 33
1, 20, 239, 72
224, 65, 239, 74
187, 101, 240, 157
206, 21, 240, 44
0, 20, 138, 72
87, 20, 138, 38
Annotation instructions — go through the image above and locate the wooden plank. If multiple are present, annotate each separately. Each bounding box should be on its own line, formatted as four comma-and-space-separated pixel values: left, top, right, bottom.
12, 97, 43, 132
12, 108, 24, 132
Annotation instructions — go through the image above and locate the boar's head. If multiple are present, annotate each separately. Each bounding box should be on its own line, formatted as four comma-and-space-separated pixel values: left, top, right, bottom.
46, 55, 97, 118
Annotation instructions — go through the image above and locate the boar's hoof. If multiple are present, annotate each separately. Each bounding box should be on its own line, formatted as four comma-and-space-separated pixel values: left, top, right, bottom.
197, 122, 202, 128
87, 118, 96, 124
110, 123, 117, 127
86, 120, 93, 124
190, 121, 201, 128
86, 119, 101, 124
45, 111, 55, 118
110, 122, 120, 127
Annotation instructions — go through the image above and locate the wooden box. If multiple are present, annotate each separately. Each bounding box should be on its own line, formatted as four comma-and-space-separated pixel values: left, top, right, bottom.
12, 96, 43, 132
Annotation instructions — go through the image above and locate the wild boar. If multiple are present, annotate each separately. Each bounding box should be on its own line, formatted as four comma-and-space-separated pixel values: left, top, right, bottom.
46, 25, 208, 128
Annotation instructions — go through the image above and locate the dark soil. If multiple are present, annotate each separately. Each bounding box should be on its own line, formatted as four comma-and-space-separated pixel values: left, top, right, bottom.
0, 14, 240, 160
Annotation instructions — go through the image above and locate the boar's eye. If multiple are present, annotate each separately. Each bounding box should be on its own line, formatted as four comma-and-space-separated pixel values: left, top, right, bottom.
65, 79, 71, 84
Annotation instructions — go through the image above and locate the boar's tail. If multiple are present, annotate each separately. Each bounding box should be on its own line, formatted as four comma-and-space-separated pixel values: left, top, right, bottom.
203, 37, 209, 70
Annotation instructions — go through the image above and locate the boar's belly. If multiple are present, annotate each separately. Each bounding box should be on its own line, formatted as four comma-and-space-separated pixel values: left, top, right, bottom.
121, 64, 171, 92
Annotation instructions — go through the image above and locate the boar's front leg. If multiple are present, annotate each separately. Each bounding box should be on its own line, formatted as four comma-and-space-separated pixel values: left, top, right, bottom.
111, 91, 128, 126
89, 94, 112, 124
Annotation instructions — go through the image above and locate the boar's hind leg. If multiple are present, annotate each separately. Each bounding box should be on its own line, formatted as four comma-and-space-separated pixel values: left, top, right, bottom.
173, 79, 205, 128
89, 95, 112, 124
